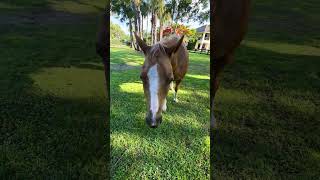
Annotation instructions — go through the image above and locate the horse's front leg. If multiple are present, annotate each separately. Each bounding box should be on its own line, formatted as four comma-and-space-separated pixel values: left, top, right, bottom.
162, 98, 167, 112
172, 80, 181, 102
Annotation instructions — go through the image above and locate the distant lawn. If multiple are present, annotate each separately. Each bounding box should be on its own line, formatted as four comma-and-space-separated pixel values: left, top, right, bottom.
110, 46, 210, 179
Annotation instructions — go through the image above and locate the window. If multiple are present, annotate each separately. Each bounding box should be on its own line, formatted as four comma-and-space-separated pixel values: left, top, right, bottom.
204, 33, 210, 40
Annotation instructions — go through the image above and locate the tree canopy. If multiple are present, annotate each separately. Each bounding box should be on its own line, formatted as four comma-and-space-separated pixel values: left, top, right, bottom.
111, 0, 209, 48
110, 22, 128, 42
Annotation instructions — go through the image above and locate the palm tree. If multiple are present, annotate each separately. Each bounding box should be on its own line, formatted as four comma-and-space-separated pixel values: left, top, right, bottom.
159, 7, 172, 41
150, 0, 165, 44
111, 0, 137, 49
141, 0, 150, 41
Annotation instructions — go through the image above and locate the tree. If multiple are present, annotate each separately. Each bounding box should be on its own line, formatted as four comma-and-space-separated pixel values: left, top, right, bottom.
111, 0, 209, 49
149, 0, 169, 44
165, 0, 209, 24
110, 22, 127, 44
131, 0, 143, 50
159, 5, 171, 41
141, 0, 150, 40
111, 0, 136, 49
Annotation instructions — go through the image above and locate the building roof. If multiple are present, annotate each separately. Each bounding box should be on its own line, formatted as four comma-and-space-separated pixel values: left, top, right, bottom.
196, 24, 210, 33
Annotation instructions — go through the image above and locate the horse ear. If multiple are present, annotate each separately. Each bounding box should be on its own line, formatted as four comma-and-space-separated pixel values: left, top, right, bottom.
134, 32, 150, 54
165, 35, 185, 56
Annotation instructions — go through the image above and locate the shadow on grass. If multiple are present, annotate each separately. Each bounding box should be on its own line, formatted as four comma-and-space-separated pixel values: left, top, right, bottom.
0, 93, 108, 179
213, 99, 319, 179
0, 2, 108, 179
212, 44, 320, 178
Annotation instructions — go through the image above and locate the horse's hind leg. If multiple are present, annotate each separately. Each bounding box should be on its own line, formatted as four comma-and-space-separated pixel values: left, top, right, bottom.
173, 80, 181, 102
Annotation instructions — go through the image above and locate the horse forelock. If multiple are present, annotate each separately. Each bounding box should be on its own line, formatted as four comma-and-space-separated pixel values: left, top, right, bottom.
150, 43, 166, 60
149, 35, 181, 60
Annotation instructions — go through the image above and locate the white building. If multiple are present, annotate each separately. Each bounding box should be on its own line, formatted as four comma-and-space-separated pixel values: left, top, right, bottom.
194, 25, 210, 50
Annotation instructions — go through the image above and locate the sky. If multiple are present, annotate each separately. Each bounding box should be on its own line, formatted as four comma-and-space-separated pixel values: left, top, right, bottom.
111, 12, 209, 35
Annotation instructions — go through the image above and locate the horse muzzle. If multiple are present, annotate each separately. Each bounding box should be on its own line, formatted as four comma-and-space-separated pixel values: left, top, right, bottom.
146, 112, 162, 128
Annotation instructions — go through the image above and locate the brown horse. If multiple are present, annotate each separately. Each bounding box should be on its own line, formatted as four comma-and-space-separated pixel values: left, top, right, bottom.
96, 11, 109, 82
135, 33, 189, 128
211, 0, 251, 128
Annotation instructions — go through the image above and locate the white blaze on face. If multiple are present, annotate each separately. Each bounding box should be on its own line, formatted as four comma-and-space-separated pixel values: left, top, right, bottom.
147, 64, 159, 120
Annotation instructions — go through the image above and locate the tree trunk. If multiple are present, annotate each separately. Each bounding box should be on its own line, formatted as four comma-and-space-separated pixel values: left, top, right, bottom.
151, 11, 157, 44
134, 18, 139, 50
129, 18, 136, 49
146, 13, 149, 44
132, 1, 140, 51
151, 11, 154, 44
159, 20, 163, 41
154, 13, 157, 43
141, 16, 144, 39
137, 6, 143, 38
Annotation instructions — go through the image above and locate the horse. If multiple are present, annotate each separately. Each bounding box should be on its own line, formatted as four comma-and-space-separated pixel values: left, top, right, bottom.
211, 0, 251, 129
135, 33, 189, 128
96, 11, 109, 83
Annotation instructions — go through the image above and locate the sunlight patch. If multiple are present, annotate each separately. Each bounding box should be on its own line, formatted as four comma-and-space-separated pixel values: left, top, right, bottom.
310, 150, 320, 161
244, 40, 320, 56
0, 2, 20, 9
186, 74, 210, 80
126, 61, 141, 66
49, 0, 101, 14
120, 82, 143, 93
30, 67, 105, 99
217, 88, 259, 104
275, 93, 316, 114
202, 136, 210, 153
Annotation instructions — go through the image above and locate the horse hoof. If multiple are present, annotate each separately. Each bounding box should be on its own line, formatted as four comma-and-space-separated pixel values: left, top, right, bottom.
162, 103, 167, 112
173, 98, 179, 103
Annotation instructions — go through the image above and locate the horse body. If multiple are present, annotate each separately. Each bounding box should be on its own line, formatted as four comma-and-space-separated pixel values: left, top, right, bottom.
162, 36, 189, 102
135, 34, 188, 128
211, 0, 251, 128
162, 36, 189, 80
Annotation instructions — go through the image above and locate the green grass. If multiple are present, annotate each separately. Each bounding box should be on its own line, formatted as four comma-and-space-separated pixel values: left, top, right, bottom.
1, 0, 320, 179
110, 46, 210, 179
212, 0, 320, 179
0, 0, 107, 179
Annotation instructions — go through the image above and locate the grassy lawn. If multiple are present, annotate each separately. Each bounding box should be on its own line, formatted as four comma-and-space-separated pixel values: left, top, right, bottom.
1, 0, 319, 179
0, 0, 108, 178
212, 0, 320, 179
110, 45, 210, 179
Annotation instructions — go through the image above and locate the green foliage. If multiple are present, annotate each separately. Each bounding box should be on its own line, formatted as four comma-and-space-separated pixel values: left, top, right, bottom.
111, 0, 135, 21
110, 22, 128, 45
165, 0, 209, 23
186, 29, 198, 50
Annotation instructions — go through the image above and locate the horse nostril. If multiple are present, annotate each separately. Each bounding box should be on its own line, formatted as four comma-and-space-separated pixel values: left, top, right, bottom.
146, 117, 158, 128
150, 121, 158, 128
158, 117, 163, 124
